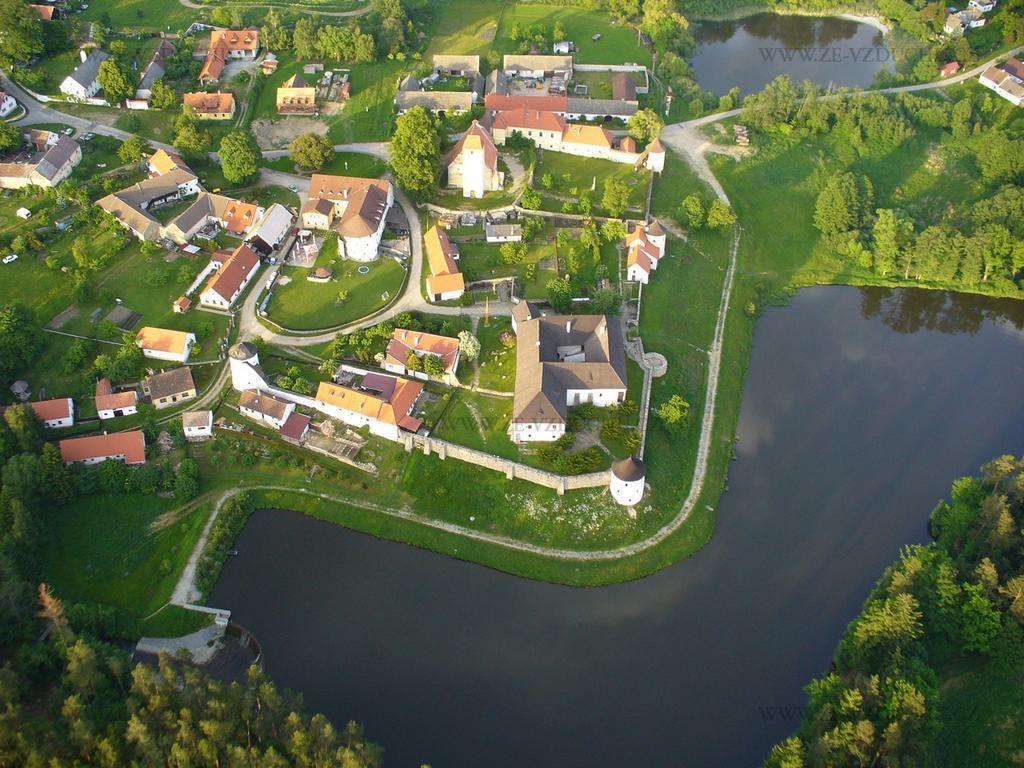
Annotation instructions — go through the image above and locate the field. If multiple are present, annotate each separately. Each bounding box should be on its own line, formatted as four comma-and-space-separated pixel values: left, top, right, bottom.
456, 238, 558, 298
423, 0, 504, 58
533, 151, 649, 217
326, 61, 405, 143
262, 151, 387, 178
266, 235, 407, 330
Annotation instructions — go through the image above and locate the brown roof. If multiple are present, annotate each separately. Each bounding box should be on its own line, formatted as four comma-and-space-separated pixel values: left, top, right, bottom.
60, 431, 146, 465
1003, 57, 1024, 80
136, 327, 194, 356
29, 5, 56, 20
450, 120, 498, 172
181, 410, 212, 429
203, 244, 260, 303
512, 314, 627, 426
280, 411, 311, 441
143, 367, 196, 400
30, 398, 72, 422
183, 92, 235, 114
200, 29, 259, 83
493, 108, 567, 134
612, 456, 645, 481
239, 389, 292, 421
94, 378, 138, 411
385, 329, 460, 373
612, 72, 638, 102
315, 374, 423, 430
306, 175, 391, 237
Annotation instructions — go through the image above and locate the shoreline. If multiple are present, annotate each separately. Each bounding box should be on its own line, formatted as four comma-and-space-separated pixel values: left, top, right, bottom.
691, 6, 892, 34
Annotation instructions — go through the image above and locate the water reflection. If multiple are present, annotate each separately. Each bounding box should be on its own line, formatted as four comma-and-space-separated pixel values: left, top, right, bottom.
858, 286, 1024, 335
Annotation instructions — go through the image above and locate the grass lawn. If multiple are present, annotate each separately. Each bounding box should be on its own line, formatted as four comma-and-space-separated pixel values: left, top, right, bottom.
457, 238, 556, 287
462, 316, 515, 392
534, 151, 649, 217
423, 0, 504, 58
434, 389, 517, 456
31, 48, 81, 94
262, 151, 387, 178
326, 60, 404, 143
71, 135, 127, 183
266, 235, 406, 330
43, 493, 211, 633
77, 0, 196, 31
495, 5, 652, 67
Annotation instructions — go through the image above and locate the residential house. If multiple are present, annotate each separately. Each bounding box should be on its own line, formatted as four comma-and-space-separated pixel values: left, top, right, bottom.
135, 327, 196, 363
182, 410, 213, 440
560, 123, 613, 158
424, 225, 464, 302
485, 222, 522, 243
945, 8, 986, 35
484, 93, 568, 114
276, 74, 316, 114
383, 328, 461, 384
96, 167, 202, 240
979, 58, 1024, 106
94, 378, 138, 419
280, 412, 311, 444
491, 108, 567, 151
161, 192, 264, 243
199, 243, 261, 309
30, 398, 74, 429
300, 175, 394, 261
239, 388, 295, 429
624, 220, 667, 284
447, 120, 503, 198
0, 91, 16, 118
60, 49, 111, 101
59, 431, 146, 466
246, 203, 294, 255
969, 0, 996, 12
134, 40, 175, 104
183, 92, 235, 120
0, 131, 81, 190
395, 89, 474, 115
199, 28, 259, 84
315, 373, 423, 441
142, 367, 197, 409
147, 149, 191, 177
940, 61, 961, 77
503, 54, 573, 80
509, 306, 627, 443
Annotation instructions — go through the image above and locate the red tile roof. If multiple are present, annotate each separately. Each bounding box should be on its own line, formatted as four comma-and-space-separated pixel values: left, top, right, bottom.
203, 244, 260, 303
30, 397, 73, 422
493, 108, 567, 134
59, 431, 146, 465
485, 94, 568, 113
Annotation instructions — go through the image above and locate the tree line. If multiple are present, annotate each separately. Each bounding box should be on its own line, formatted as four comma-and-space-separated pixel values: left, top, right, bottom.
765, 456, 1024, 766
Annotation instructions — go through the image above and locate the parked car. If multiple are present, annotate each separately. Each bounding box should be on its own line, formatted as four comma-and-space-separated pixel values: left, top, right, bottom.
288, 185, 298, 192
63, 128, 74, 136
3, 255, 19, 264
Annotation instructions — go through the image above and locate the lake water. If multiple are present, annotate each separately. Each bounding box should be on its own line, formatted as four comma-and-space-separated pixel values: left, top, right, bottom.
691, 14, 891, 95
211, 286, 1024, 767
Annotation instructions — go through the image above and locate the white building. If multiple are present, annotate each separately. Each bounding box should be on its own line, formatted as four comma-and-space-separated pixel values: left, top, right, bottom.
182, 410, 213, 440
447, 120, 503, 198
485, 222, 522, 243
238, 389, 295, 429
970, 0, 997, 11
625, 220, 667, 285
30, 398, 75, 429
301, 175, 394, 262
0, 91, 17, 118
198, 244, 261, 309
60, 49, 112, 101
94, 378, 138, 419
59, 431, 146, 466
315, 374, 423, 442
610, 457, 646, 506
135, 327, 196, 363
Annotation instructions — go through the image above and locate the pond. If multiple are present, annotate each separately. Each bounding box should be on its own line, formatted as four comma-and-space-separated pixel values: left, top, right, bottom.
210, 286, 1024, 767
691, 13, 891, 95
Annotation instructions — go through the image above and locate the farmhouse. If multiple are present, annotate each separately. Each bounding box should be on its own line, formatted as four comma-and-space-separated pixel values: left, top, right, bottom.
135, 40, 175, 104
96, 168, 202, 241
238, 389, 295, 429
503, 54, 573, 80
142, 367, 197, 409
199, 243, 261, 309
301, 175, 394, 261
492, 108, 567, 151
447, 120, 503, 198
59, 431, 146, 466
624, 220, 667, 284
979, 58, 1024, 106
424, 225, 465, 302
199, 28, 260, 84
395, 87, 474, 116
509, 304, 627, 443
147, 149, 191, 177
315, 373, 423, 441
182, 410, 213, 440
246, 203, 294, 255
276, 74, 316, 114
59, 49, 111, 101
94, 378, 138, 419
945, 8, 986, 35
433, 54, 480, 77
135, 327, 196, 363
0, 131, 81, 190
383, 328, 461, 384
30, 398, 75, 429
969, 0, 996, 10
183, 92, 236, 120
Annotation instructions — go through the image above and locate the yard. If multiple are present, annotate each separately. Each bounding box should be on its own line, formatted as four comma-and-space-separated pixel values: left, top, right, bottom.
458, 316, 516, 392
532, 151, 649, 217
457, 237, 557, 295
423, 0, 504, 58
262, 151, 387, 179
266, 235, 406, 330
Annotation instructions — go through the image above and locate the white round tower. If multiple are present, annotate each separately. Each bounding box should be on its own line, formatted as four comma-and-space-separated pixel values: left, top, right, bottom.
646, 220, 667, 254
228, 342, 267, 391
610, 457, 646, 507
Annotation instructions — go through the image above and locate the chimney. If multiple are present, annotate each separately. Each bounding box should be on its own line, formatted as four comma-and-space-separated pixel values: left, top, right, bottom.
565, 319, 571, 334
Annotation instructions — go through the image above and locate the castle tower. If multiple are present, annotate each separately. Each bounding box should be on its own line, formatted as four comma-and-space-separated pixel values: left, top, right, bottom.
610, 457, 646, 507
228, 341, 268, 391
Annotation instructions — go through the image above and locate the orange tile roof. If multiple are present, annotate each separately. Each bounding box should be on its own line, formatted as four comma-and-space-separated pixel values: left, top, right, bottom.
562, 123, 613, 148
135, 326, 194, 356
94, 378, 138, 412
385, 329, 460, 372
485, 94, 568, 112
148, 149, 189, 177
426, 272, 466, 296
315, 375, 423, 430
30, 398, 72, 422
493, 108, 567, 134
59, 431, 146, 465
424, 225, 460, 278
183, 92, 235, 114
203, 244, 260, 303
220, 199, 260, 234
213, 28, 260, 52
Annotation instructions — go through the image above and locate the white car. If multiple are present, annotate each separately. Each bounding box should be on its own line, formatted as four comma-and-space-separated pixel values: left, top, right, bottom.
64, 128, 74, 136
288, 185, 298, 192
3, 254, 19, 264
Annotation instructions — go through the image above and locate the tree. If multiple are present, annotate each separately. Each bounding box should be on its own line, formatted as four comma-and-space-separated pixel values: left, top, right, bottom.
871, 208, 914, 278
117, 135, 150, 165
0, 304, 41, 386
641, 0, 693, 56
656, 394, 690, 428
148, 78, 178, 110
173, 109, 211, 157
546, 277, 573, 313
97, 58, 135, 105
404, 351, 423, 372
681, 193, 705, 229
705, 199, 736, 230
520, 186, 541, 210
293, 17, 321, 59
814, 172, 872, 238
499, 241, 527, 264
41, 442, 72, 505
0, 0, 43, 64
289, 132, 334, 171
457, 330, 480, 361
174, 458, 200, 501
627, 108, 664, 145
0, 122, 21, 153
959, 582, 1001, 653
601, 179, 631, 218
975, 132, 1024, 184
388, 107, 440, 200
600, 219, 627, 243
423, 354, 446, 379
218, 130, 262, 185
